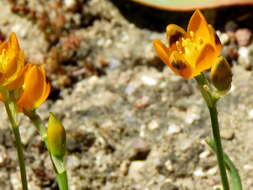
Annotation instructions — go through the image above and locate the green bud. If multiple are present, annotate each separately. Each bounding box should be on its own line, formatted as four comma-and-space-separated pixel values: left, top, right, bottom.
47, 113, 66, 158
211, 57, 232, 91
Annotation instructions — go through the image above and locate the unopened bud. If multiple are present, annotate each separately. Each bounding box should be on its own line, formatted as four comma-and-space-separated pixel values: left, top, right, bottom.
211, 57, 232, 91
47, 113, 66, 157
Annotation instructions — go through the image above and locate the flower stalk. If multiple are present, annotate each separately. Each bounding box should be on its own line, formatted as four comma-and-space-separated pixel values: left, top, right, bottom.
195, 74, 229, 190
4, 92, 28, 190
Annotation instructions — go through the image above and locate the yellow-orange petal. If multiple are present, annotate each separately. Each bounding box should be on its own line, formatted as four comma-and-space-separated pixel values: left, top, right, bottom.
153, 40, 171, 64
35, 68, 50, 108
169, 51, 193, 78
17, 64, 50, 111
187, 10, 213, 45
194, 43, 216, 76
166, 24, 186, 47
208, 25, 222, 55
0, 33, 25, 88
3, 50, 25, 89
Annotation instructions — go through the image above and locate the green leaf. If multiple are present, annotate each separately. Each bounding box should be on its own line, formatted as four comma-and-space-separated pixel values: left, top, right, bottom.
52, 155, 66, 174
206, 139, 243, 190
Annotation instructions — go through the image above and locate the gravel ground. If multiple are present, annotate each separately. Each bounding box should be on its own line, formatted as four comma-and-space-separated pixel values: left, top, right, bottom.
0, 0, 252, 189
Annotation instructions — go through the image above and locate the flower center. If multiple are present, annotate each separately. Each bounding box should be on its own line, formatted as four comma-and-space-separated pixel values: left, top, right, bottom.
176, 31, 204, 66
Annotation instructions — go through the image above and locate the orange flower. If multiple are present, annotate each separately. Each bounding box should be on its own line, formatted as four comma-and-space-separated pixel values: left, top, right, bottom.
0, 33, 25, 89
153, 10, 221, 78
17, 64, 50, 111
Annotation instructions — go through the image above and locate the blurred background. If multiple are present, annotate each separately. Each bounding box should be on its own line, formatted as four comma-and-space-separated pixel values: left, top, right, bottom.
0, 0, 253, 189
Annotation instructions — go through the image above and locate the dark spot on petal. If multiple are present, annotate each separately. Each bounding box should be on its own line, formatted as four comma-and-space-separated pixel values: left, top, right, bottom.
169, 32, 183, 46
215, 34, 221, 46
171, 61, 186, 70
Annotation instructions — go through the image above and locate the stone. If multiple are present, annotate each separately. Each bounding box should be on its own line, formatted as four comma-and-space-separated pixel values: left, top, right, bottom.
160, 182, 179, 190
128, 161, 145, 181
167, 124, 181, 135
220, 128, 234, 140
130, 137, 151, 160
235, 28, 252, 46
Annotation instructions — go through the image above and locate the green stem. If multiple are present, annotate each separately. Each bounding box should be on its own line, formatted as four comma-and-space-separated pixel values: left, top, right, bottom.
208, 106, 230, 190
195, 74, 230, 190
56, 171, 68, 190
5, 101, 28, 190
25, 111, 68, 190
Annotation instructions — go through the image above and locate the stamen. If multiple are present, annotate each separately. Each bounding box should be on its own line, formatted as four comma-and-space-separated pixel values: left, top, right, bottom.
189, 31, 194, 38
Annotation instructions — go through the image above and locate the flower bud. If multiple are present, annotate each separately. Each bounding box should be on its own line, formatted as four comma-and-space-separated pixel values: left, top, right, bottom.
211, 57, 232, 91
47, 113, 66, 158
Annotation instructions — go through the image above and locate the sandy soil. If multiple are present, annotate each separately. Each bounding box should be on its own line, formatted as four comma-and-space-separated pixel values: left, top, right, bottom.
0, 0, 252, 189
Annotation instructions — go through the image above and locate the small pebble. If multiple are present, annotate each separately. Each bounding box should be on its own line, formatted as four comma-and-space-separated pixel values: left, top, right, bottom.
238, 47, 251, 68
67, 155, 81, 170
193, 167, 205, 177
164, 160, 173, 172
64, 0, 78, 11
160, 182, 179, 190
130, 137, 151, 160
243, 164, 253, 170
148, 120, 159, 131
128, 161, 145, 180
167, 124, 181, 135
218, 32, 230, 45
248, 109, 253, 119
235, 28, 252, 46
141, 76, 157, 86
206, 167, 217, 176
120, 160, 130, 176
0, 151, 10, 167
179, 139, 192, 152
213, 185, 222, 190
220, 128, 234, 140
135, 96, 150, 108
199, 150, 211, 159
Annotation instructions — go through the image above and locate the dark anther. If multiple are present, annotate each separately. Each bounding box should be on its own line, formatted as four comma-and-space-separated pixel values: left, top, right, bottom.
169, 32, 183, 46
171, 61, 186, 70
215, 34, 221, 46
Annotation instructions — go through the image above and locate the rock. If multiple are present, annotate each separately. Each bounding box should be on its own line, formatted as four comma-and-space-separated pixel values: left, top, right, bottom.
64, 0, 78, 11
141, 75, 157, 86
10, 172, 22, 190
160, 182, 179, 190
130, 137, 151, 160
235, 28, 252, 46
238, 47, 251, 69
220, 128, 234, 140
199, 150, 211, 159
67, 155, 81, 170
128, 161, 146, 181
120, 160, 130, 176
0, 150, 11, 167
217, 32, 230, 45
135, 96, 150, 108
206, 167, 218, 176
164, 159, 173, 172
193, 167, 205, 177
148, 120, 160, 131
248, 109, 253, 119
167, 124, 181, 135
